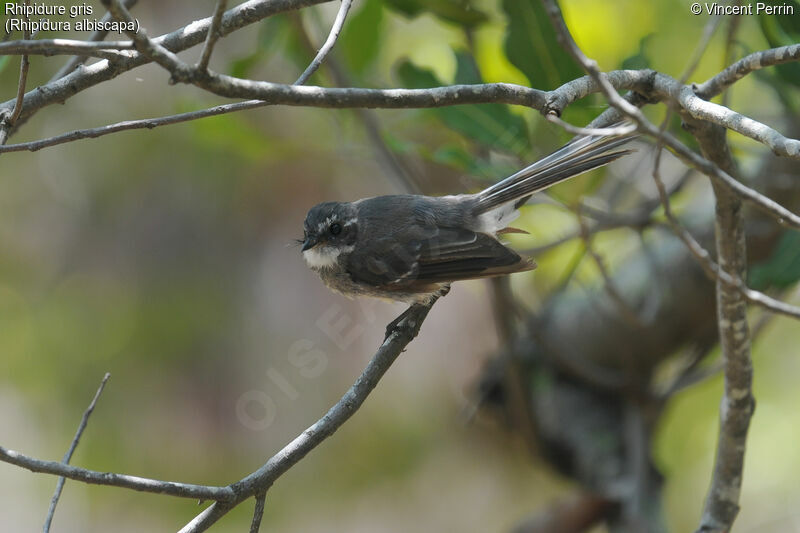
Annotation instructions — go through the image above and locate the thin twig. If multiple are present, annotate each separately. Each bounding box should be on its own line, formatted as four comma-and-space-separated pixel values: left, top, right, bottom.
197, 0, 229, 72
678, 13, 723, 84
0, 444, 235, 500
720, 11, 742, 109
5, 51, 29, 126
0, 100, 270, 153
249, 492, 266, 533
294, 0, 352, 84
43, 373, 111, 533
696, 43, 800, 99
0, 0, 30, 146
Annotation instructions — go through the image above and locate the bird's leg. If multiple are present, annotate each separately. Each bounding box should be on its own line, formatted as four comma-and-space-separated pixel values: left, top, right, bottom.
384, 305, 417, 340
383, 285, 450, 340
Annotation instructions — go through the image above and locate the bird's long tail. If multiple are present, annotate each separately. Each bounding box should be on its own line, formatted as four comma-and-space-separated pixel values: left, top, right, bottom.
475, 129, 634, 213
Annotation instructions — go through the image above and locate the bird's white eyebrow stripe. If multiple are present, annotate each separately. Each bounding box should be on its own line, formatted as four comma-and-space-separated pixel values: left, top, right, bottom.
316, 216, 357, 232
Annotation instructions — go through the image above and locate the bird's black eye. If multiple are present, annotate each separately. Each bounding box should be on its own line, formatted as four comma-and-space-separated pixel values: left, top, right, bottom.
329, 222, 342, 236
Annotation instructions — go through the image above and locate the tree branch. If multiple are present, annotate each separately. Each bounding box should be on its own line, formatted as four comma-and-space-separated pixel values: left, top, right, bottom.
249, 492, 266, 533
43, 373, 111, 533
197, 0, 229, 72
294, 0, 352, 85
696, 43, 800, 99
673, 83, 800, 159
0, 446, 236, 500
693, 122, 755, 533
0, 100, 273, 153
0, 1, 30, 146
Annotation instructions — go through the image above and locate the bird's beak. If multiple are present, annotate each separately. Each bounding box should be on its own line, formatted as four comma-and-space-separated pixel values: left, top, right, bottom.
301, 235, 319, 251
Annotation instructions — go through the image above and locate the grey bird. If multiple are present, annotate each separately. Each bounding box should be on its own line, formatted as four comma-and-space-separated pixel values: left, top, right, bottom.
301, 130, 633, 305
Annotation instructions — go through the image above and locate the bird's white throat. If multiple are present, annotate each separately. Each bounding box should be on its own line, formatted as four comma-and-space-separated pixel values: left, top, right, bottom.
303, 245, 353, 270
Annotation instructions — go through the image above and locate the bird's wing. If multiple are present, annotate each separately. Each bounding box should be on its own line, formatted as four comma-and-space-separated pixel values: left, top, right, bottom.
345, 226, 534, 290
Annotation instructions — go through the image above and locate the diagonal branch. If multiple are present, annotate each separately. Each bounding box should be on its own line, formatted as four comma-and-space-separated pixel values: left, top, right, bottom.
696, 43, 800, 99
43, 373, 111, 533
674, 84, 800, 159
0, 0, 30, 147
294, 0, 353, 84
179, 299, 441, 532
197, 0, 229, 72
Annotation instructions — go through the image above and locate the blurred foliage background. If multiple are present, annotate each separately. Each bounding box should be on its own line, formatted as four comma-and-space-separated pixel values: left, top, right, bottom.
1, 0, 799, 531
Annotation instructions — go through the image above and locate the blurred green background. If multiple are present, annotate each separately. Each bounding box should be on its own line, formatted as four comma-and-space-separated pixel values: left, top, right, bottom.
1, 1, 799, 531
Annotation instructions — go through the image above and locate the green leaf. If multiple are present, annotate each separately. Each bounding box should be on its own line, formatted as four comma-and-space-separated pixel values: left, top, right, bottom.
396, 54, 530, 154
749, 231, 800, 290
0, 56, 9, 76
339, 0, 384, 74
384, 0, 488, 28
501, 0, 583, 90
